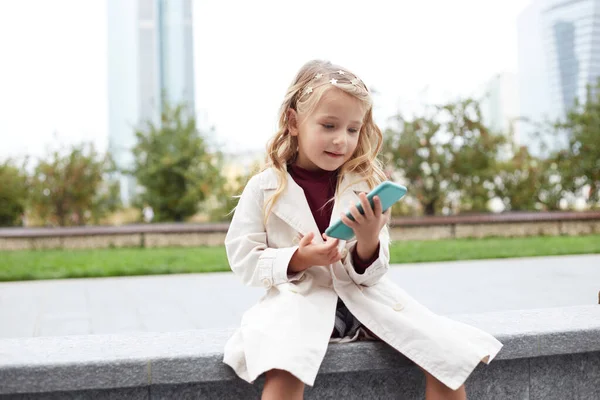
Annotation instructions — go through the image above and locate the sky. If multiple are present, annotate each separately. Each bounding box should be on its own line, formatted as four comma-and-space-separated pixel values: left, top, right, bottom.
0, 0, 531, 161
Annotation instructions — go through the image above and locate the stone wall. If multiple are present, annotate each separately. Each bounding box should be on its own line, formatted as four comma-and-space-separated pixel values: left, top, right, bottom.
1, 306, 598, 399
1, 212, 599, 251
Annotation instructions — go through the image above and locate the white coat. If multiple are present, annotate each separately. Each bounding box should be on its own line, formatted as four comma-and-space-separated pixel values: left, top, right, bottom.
223, 167, 503, 390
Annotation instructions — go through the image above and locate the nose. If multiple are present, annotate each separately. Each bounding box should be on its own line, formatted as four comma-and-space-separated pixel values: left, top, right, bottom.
332, 131, 347, 146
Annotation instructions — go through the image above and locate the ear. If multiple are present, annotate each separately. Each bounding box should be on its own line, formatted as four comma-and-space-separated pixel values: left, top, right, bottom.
287, 108, 299, 136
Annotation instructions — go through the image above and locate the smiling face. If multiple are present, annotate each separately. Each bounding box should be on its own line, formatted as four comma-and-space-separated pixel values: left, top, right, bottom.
289, 87, 366, 171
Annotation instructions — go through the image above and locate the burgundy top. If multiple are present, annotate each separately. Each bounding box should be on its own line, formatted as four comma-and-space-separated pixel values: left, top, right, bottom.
288, 164, 378, 272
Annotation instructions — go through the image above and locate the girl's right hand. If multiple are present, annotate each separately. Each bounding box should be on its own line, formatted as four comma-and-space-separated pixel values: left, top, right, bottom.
288, 232, 342, 273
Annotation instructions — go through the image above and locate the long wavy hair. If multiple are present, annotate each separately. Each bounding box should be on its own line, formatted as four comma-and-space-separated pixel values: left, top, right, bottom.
263, 60, 386, 221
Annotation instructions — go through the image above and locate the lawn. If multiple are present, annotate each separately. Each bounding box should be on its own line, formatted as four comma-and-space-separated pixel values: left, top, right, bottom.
1, 234, 599, 282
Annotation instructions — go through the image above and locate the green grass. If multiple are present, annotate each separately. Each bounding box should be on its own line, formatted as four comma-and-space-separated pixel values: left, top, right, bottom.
388, 234, 600, 263
1, 234, 599, 282
0, 247, 229, 282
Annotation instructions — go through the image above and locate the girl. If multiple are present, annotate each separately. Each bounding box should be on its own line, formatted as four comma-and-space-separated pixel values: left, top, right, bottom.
223, 60, 503, 400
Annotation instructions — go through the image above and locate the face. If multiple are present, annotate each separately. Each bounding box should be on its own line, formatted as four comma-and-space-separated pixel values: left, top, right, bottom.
290, 88, 365, 171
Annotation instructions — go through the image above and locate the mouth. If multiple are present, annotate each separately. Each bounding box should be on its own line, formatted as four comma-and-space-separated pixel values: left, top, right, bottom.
325, 151, 344, 158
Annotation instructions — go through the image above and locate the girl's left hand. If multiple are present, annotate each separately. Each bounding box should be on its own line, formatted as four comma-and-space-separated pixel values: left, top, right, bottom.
340, 193, 390, 255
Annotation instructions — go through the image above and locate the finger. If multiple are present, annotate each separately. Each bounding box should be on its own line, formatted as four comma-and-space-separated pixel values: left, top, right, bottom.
340, 212, 358, 229
330, 251, 342, 263
372, 195, 383, 216
324, 237, 339, 250
326, 248, 341, 262
348, 204, 365, 223
326, 239, 340, 252
326, 247, 339, 260
299, 232, 314, 247
315, 239, 338, 255
322, 233, 338, 245
323, 233, 340, 244
360, 192, 374, 219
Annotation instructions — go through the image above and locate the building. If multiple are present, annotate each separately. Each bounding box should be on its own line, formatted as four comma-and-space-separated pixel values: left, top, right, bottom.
107, 0, 195, 205
517, 0, 600, 155
542, 0, 600, 119
479, 72, 519, 140
518, 0, 554, 155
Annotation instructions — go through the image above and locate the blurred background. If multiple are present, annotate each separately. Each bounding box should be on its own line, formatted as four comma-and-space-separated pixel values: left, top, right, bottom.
1, 0, 599, 228
0, 1, 599, 342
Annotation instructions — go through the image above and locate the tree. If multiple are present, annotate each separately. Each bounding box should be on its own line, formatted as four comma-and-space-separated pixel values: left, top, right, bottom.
383, 114, 446, 215
383, 98, 506, 215
0, 160, 28, 226
493, 146, 563, 211
30, 143, 120, 226
131, 102, 223, 222
551, 80, 600, 207
443, 100, 507, 213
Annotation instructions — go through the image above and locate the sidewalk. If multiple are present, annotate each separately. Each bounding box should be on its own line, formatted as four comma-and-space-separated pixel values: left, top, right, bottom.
1, 254, 598, 338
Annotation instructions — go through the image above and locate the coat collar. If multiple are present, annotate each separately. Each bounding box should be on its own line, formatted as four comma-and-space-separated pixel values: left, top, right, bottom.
258, 167, 371, 243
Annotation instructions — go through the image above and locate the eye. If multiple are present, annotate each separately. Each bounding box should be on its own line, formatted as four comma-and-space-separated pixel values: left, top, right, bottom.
322, 124, 334, 129
348, 128, 359, 134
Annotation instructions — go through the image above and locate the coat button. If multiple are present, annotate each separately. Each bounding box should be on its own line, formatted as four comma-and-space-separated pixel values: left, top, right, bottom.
340, 248, 348, 258
393, 303, 404, 311
262, 278, 272, 288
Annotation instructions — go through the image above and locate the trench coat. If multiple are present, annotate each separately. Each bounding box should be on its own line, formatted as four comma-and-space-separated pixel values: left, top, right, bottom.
223, 167, 503, 390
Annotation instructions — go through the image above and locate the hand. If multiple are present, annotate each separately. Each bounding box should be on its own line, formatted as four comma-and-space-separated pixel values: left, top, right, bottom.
340, 193, 390, 259
288, 232, 342, 273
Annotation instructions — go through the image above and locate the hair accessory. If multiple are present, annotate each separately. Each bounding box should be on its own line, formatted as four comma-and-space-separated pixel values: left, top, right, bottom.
298, 70, 368, 100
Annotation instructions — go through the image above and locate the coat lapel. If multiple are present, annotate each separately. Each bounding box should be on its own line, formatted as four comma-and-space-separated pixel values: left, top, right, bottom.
259, 167, 372, 244
260, 168, 321, 241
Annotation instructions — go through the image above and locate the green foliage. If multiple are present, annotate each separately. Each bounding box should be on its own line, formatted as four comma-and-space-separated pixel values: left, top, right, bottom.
551, 79, 600, 207
383, 98, 506, 215
29, 143, 120, 226
493, 147, 563, 211
131, 102, 223, 222
493, 146, 540, 211
383, 112, 445, 215
0, 160, 29, 226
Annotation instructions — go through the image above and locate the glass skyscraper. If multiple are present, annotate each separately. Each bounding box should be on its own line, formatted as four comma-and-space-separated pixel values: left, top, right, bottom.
107, 0, 195, 205
542, 0, 600, 118
518, 0, 600, 154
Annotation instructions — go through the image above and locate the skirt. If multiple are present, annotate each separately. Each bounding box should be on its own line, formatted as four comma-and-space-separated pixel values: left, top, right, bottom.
329, 298, 378, 343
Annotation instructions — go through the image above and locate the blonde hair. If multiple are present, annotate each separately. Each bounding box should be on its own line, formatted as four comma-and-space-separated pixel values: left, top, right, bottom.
263, 60, 386, 221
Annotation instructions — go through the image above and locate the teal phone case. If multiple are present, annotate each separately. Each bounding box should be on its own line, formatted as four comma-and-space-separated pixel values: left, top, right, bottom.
324, 181, 407, 240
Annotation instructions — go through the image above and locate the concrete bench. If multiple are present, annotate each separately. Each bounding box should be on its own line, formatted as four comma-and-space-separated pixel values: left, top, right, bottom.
1, 305, 598, 399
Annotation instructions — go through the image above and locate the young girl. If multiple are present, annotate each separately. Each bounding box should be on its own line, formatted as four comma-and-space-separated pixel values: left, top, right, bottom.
223, 60, 503, 399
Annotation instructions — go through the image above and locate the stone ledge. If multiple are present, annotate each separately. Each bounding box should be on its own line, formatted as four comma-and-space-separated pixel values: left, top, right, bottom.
2, 212, 600, 250
0, 305, 598, 395
2, 211, 599, 238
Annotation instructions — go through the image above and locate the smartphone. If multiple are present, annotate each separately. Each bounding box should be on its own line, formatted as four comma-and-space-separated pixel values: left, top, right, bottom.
324, 181, 407, 240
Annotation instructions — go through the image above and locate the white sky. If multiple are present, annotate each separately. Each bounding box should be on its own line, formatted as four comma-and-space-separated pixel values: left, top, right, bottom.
0, 0, 531, 161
